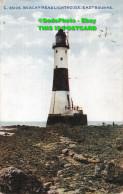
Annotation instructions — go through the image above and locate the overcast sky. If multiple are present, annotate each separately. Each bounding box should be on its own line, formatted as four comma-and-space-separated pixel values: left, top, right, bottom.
0, 0, 123, 122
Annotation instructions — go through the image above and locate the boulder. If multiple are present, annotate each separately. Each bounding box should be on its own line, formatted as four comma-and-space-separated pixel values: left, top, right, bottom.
105, 161, 123, 185
0, 167, 43, 193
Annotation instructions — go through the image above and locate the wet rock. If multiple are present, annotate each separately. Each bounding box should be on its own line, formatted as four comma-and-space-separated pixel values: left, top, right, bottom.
100, 188, 107, 193
88, 180, 93, 184
115, 138, 123, 151
94, 161, 109, 178
73, 153, 87, 162
87, 158, 99, 163
68, 150, 75, 157
60, 136, 72, 144
43, 182, 52, 191
64, 163, 73, 168
73, 153, 98, 163
48, 185, 57, 194
93, 156, 100, 162
62, 148, 69, 155
57, 170, 62, 177
0, 167, 43, 193
94, 164, 102, 177
68, 144, 76, 148
62, 148, 100, 164
57, 154, 65, 160
105, 161, 123, 185
94, 160, 123, 185
84, 186, 97, 192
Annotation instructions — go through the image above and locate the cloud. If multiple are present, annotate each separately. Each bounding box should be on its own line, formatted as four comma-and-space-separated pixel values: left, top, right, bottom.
96, 13, 111, 23
2, 33, 25, 48
0, 24, 4, 30
25, 39, 45, 46
0, 15, 17, 24
74, 9, 99, 21
57, 14, 67, 19
1, 55, 53, 121
0, 14, 34, 26
1, 31, 45, 48
32, 11, 43, 19
68, 39, 123, 121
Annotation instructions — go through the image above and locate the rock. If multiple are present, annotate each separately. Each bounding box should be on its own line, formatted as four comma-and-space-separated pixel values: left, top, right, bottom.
94, 164, 102, 177
87, 158, 99, 163
0, 167, 25, 193
93, 156, 100, 162
94, 162, 109, 177
73, 153, 87, 163
43, 182, 52, 191
100, 188, 106, 193
95, 160, 123, 185
64, 163, 73, 168
57, 170, 62, 177
48, 185, 57, 194
57, 154, 65, 161
0, 167, 43, 193
85, 187, 97, 192
62, 148, 69, 155
105, 161, 123, 185
68, 144, 76, 148
73, 153, 98, 163
68, 150, 75, 157
115, 138, 123, 151
88, 180, 93, 184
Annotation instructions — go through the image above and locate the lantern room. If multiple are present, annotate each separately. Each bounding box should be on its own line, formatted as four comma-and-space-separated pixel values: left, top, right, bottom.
52, 29, 69, 49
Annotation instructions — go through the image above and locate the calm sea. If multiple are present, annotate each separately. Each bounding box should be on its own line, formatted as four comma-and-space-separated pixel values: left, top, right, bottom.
0, 121, 123, 128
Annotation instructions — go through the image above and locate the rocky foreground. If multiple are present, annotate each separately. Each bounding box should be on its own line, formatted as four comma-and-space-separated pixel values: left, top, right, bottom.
0, 125, 123, 193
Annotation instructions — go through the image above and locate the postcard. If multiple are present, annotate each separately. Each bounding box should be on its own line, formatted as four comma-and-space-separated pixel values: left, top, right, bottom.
0, 0, 123, 193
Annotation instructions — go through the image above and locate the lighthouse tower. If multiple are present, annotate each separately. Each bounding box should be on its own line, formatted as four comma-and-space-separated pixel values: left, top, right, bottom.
47, 29, 87, 126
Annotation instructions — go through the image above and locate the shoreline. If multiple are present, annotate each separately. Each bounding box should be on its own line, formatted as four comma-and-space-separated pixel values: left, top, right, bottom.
0, 125, 123, 193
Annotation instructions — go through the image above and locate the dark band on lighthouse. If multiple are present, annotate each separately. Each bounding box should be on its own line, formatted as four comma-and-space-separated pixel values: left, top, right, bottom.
53, 68, 69, 91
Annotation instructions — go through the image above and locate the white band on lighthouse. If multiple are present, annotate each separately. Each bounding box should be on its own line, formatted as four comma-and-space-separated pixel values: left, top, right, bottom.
54, 47, 68, 69
49, 91, 71, 115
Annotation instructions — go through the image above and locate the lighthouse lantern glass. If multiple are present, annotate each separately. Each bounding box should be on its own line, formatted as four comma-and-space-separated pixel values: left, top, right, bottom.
56, 35, 66, 44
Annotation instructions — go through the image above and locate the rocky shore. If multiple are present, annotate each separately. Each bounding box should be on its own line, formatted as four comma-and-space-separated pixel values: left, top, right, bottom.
0, 125, 123, 193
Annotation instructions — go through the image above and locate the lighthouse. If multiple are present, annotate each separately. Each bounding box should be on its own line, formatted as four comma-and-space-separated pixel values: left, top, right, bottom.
47, 29, 87, 126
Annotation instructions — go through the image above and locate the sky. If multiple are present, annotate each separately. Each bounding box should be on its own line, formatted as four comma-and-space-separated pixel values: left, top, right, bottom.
0, 0, 123, 122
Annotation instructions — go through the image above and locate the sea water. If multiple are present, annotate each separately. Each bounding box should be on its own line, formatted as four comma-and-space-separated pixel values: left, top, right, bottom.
0, 121, 123, 128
